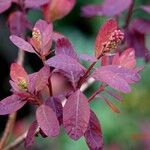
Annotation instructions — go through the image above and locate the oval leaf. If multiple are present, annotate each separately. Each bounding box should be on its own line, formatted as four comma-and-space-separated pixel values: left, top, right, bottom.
103, 65, 140, 83
36, 104, 60, 137
24, 120, 38, 149
113, 48, 136, 69
91, 65, 131, 93
102, 0, 132, 16
45, 54, 85, 73
10, 35, 35, 53
29, 66, 50, 93
0, 95, 26, 115
79, 54, 97, 62
10, 63, 28, 83
55, 38, 78, 61
84, 110, 103, 150
95, 19, 118, 58
45, 97, 63, 125
25, 0, 49, 8
0, 0, 11, 13
81, 4, 103, 18
63, 90, 90, 140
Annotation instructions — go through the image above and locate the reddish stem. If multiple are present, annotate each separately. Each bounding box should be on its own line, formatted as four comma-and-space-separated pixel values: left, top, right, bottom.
88, 85, 105, 102
124, 0, 135, 28
48, 77, 53, 96
78, 54, 103, 88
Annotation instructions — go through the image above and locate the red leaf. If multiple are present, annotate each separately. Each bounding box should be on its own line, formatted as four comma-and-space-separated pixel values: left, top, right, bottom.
24, 120, 38, 149
0, 95, 26, 115
45, 97, 63, 125
10, 63, 28, 83
63, 90, 90, 140
112, 48, 136, 69
55, 38, 78, 61
102, 0, 132, 16
10, 35, 35, 53
28, 66, 50, 93
8, 11, 31, 37
81, 4, 103, 18
84, 110, 103, 150
30, 19, 53, 56
36, 104, 60, 137
45, 54, 85, 73
91, 65, 131, 93
95, 19, 118, 58
0, 0, 11, 14
34, 19, 53, 51
25, 0, 49, 8
42, 0, 76, 21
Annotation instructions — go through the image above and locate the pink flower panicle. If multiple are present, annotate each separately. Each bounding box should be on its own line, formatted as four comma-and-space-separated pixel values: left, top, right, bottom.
103, 29, 124, 53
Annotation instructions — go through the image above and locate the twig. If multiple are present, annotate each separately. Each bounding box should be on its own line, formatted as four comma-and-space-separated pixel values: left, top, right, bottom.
78, 54, 103, 88
124, 0, 135, 28
4, 132, 27, 150
88, 85, 105, 102
0, 113, 16, 150
0, 50, 25, 149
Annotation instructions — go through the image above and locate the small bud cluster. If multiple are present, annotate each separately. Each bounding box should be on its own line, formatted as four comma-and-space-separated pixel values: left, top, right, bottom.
103, 30, 124, 53
18, 79, 28, 91
32, 28, 41, 41
31, 28, 42, 50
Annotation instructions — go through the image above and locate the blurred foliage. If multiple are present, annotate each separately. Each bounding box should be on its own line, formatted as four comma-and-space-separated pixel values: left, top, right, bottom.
0, 0, 150, 149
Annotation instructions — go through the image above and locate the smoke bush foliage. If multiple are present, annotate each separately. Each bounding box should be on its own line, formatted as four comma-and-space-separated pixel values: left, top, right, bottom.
82, 0, 150, 62
0, 0, 144, 149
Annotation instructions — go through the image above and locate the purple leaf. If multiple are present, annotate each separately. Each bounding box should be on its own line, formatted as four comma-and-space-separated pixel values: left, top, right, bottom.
82, 0, 132, 17
79, 54, 97, 62
141, 5, 150, 14
81, 4, 103, 17
36, 104, 60, 137
28, 66, 50, 93
103, 65, 141, 83
91, 65, 131, 93
34, 19, 48, 32
24, 120, 38, 149
62, 70, 83, 90
8, 11, 32, 37
33, 19, 53, 53
63, 90, 90, 140
45, 54, 85, 73
0, 0, 11, 14
45, 97, 63, 125
131, 19, 150, 34
25, 0, 49, 8
55, 38, 78, 61
84, 110, 103, 150
10, 35, 35, 53
102, 0, 132, 16
52, 32, 65, 42
0, 95, 26, 115
125, 28, 148, 58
